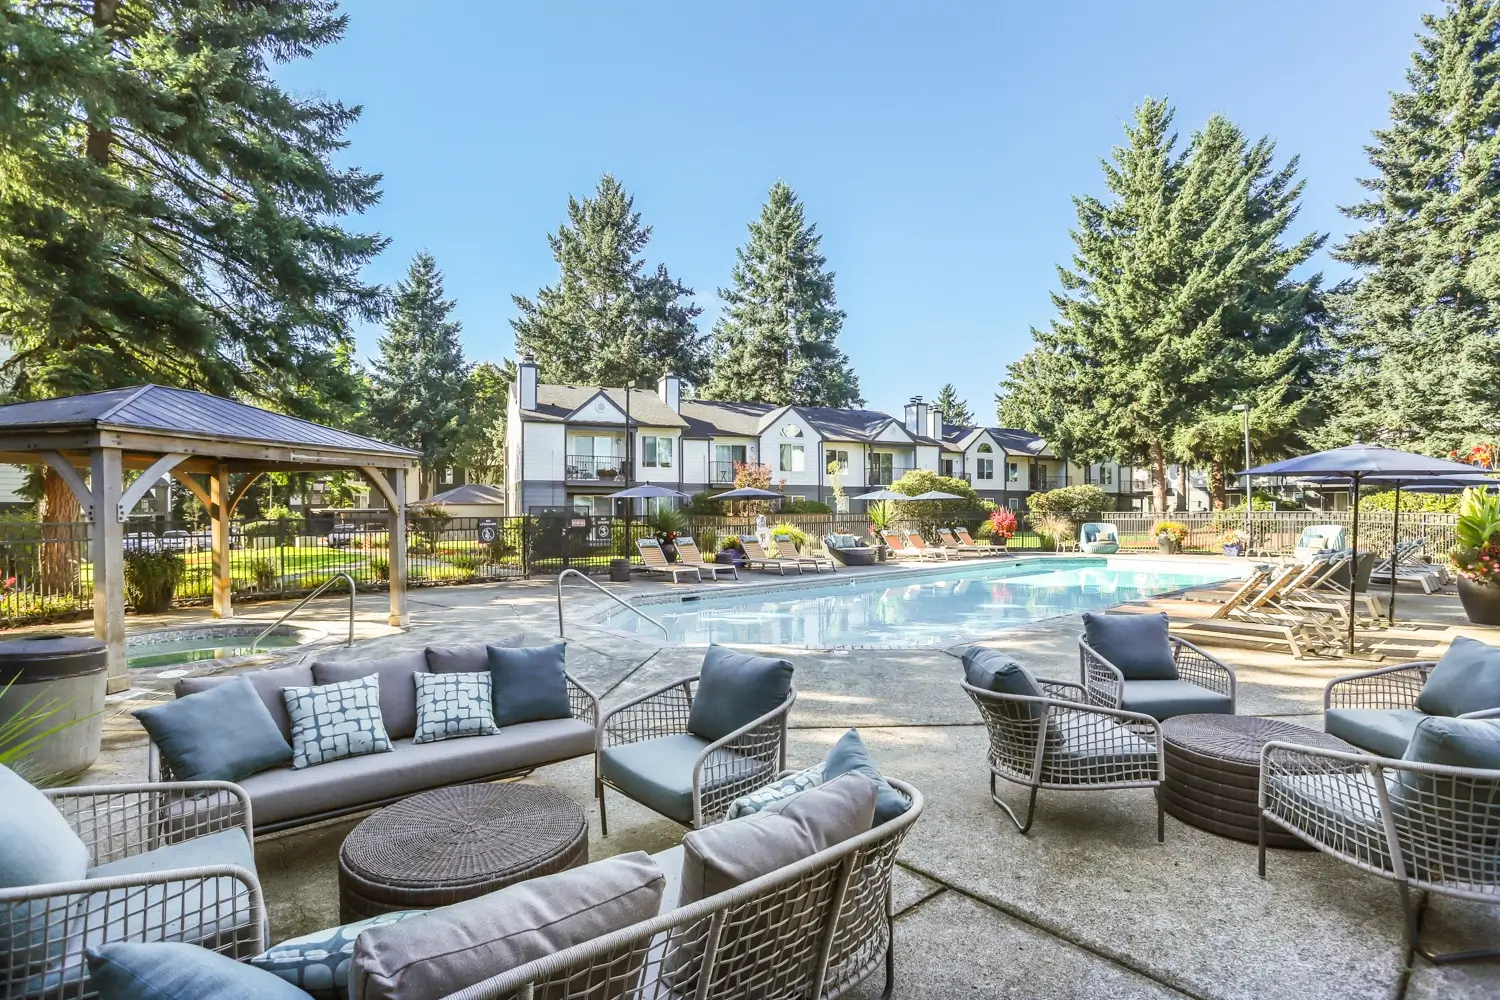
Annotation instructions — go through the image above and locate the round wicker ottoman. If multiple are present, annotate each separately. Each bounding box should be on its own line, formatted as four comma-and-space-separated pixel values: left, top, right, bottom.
1159, 714, 1357, 849
338, 783, 588, 921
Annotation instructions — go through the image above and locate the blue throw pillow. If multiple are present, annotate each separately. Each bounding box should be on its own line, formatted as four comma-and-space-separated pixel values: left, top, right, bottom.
486, 641, 571, 727
250, 910, 422, 999
959, 647, 1054, 724
1390, 716, 1500, 814
1416, 636, 1500, 718
1081, 612, 1178, 681
824, 729, 909, 826
687, 645, 794, 743
0, 764, 91, 965
87, 942, 312, 999
134, 675, 292, 781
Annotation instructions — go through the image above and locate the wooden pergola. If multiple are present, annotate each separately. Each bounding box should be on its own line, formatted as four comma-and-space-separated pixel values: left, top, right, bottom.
0, 385, 420, 692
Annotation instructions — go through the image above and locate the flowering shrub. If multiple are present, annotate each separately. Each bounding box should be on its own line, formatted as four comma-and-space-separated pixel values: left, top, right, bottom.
987, 508, 1017, 539
1450, 444, 1496, 469
1452, 486, 1500, 584
1153, 521, 1189, 544
1221, 528, 1247, 546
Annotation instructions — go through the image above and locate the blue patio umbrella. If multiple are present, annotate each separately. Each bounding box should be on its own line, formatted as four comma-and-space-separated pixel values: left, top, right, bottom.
1242, 442, 1484, 650
849, 489, 911, 502
712, 487, 785, 500
602, 484, 690, 500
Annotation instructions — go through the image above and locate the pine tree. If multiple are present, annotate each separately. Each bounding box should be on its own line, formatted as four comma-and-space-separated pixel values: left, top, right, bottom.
933, 384, 975, 426
997, 100, 1323, 513
1320, 0, 1500, 455
512, 175, 705, 389
452, 360, 515, 484
369, 253, 470, 496
701, 182, 862, 407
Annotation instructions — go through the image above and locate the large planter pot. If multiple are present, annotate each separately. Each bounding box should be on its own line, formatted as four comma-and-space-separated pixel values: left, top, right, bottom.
660, 541, 678, 562
1222, 543, 1245, 558
0, 636, 107, 781
1457, 576, 1500, 626
1157, 538, 1180, 554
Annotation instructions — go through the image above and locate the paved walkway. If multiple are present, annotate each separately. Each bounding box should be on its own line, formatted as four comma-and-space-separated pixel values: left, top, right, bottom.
72, 558, 1500, 999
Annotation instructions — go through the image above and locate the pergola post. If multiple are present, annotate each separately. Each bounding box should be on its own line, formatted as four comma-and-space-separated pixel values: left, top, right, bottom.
89, 448, 127, 693
210, 464, 233, 618
388, 471, 408, 626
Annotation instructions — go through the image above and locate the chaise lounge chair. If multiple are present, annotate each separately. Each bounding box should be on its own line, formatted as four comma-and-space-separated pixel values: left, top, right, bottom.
954, 525, 1004, 553
636, 538, 703, 583
675, 535, 738, 581
823, 532, 877, 566
881, 531, 931, 561
937, 527, 990, 556
901, 530, 951, 561
773, 534, 836, 573
739, 536, 804, 575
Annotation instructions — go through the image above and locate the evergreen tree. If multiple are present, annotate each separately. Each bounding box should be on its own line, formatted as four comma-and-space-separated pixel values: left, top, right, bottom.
512, 175, 705, 388
369, 253, 470, 496
933, 384, 975, 426
1320, 0, 1500, 455
452, 360, 515, 484
701, 181, 862, 407
997, 100, 1323, 513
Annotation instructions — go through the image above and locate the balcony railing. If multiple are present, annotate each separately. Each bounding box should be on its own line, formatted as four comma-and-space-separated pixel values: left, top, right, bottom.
869, 464, 915, 486
565, 456, 630, 482
1032, 474, 1063, 491
710, 461, 737, 485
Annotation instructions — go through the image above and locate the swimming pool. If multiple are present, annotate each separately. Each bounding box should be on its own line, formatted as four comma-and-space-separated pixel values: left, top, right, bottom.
600, 557, 1237, 648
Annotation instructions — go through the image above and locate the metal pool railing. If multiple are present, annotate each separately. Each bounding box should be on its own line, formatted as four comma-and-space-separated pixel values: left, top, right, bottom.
556, 568, 668, 640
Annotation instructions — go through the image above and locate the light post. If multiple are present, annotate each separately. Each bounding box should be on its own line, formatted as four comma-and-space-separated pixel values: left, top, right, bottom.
1231, 404, 1251, 552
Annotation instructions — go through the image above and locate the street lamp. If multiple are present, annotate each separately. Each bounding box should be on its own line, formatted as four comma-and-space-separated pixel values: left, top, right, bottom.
1231, 404, 1251, 551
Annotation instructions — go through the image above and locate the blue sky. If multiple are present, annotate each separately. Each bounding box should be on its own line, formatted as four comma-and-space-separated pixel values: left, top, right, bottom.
281, 1, 1436, 421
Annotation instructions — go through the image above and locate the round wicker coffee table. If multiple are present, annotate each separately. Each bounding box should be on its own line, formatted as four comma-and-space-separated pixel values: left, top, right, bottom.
339, 783, 588, 921
1159, 714, 1357, 849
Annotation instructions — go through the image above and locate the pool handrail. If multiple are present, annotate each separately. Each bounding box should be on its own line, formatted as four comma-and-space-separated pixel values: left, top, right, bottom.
250, 571, 356, 653
556, 568, 669, 639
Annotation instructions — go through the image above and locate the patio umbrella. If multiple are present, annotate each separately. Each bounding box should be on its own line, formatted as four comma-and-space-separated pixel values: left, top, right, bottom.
849, 489, 911, 502
909, 490, 965, 500
603, 484, 690, 499
1241, 441, 1484, 651
712, 487, 785, 500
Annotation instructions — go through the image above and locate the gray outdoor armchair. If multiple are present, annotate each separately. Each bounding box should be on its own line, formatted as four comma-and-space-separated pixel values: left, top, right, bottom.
1080, 633, 1237, 721
1324, 659, 1500, 759
1, 781, 265, 999
962, 676, 1166, 839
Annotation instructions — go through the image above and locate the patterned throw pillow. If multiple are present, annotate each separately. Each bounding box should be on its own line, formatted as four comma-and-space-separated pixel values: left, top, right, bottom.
413, 671, 500, 744
250, 910, 422, 999
281, 674, 392, 769
724, 762, 826, 820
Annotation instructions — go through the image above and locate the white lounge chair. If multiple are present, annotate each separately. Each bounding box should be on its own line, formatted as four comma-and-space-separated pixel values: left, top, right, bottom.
675, 535, 737, 580
772, 534, 835, 573
636, 538, 702, 583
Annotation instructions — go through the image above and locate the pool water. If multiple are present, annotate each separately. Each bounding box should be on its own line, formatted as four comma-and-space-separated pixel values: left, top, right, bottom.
126, 634, 302, 669
603, 557, 1235, 647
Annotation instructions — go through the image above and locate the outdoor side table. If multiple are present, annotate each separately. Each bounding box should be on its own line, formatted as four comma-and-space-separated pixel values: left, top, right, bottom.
1158, 714, 1358, 849
338, 782, 589, 921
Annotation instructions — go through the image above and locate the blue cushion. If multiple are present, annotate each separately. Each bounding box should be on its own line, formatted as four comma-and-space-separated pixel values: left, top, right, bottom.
687, 645, 794, 743
250, 910, 422, 999
1324, 709, 1427, 759
1119, 680, 1231, 721
134, 676, 291, 782
1082, 612, 1178, 681
1416, 637, 1500, 718
85, 942, 312, 999
87, 828, 256, 882
0, 764, 90, 966
1400, 715, 1500, 770
600, 734, 767, 824
824, 729, 910, 826
1390, 718, 1500, 852
485, 641, 571, 727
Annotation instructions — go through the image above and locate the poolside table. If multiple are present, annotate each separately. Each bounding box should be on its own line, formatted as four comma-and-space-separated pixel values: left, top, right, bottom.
338, 782, 588, 921
1159, 714, 1357, 849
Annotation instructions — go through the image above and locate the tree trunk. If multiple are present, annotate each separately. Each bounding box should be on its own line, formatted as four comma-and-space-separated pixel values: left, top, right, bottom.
39, 468, 83, 596
86, 1, 117, 167
1210, 460, 1227, 510
1150, 441, 1168, 515
1176, 464, 1189, 513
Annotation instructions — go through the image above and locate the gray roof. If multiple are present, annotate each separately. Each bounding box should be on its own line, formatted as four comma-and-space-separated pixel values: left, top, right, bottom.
987, 427, 1052, 457
411, 483, 507, 506
942, 423, 987, 449
794, 406, 919, 443
679, 400, 776, 438
0, 384, 419, 457
526, 385, 688, 428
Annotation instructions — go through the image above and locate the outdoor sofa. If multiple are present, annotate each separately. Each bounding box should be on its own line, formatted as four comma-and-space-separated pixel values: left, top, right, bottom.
823, 531, 877, 566
144, 639, 600, 834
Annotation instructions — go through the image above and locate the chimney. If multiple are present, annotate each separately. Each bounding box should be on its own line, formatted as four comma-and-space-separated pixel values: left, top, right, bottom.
518, 355, 538, 411
657, 372, 681, 412
927, 406, 943, 441
903, 396, 927, 435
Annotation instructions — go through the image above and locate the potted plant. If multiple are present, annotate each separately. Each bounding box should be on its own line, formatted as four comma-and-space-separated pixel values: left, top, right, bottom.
597, 467, 619, 481
719, 536, 746, 566
986, 508, 1017, 548
1220, 528, 1247, 557
1451, 486, 1500, 625
1153, 521, 1188, 554
867, 501, 895, 561
645, 507, 688, 561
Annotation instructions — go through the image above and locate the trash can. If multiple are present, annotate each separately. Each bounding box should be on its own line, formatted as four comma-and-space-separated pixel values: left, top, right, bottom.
0, 636, 108, 781
609, 558, 632, 583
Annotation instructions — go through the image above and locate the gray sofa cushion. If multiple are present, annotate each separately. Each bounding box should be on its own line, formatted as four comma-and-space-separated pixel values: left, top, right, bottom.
1045, 715, 1159, 782
687, 645, 793, 743
312, 651, 429, 741
135, 676, 291, 782
1324, 708, 1427, 759
1082, 612, 1178, 681
1120, 679, 1231, 721
176, 662, 313, 742
1270, 771, 1392, 870
425, 635, 529, 674
349, 852, 664, 1000
1415, 636, 1500, 718
88, 828, 256, 882
599, 734, 768, 825
85, 942, 312, 1000
485, 641, 571, 726
237, 719, 597, 827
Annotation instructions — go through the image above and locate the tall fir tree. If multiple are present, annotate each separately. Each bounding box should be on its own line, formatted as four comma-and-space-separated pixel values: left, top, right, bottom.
701, 181, 862, 407
1320, 0, 1500, 455
512, 174, 705, 389
996, 100, 1323, 513
369, 253, 470, 496
933, 384, 975, 426
451, 360, 515, 484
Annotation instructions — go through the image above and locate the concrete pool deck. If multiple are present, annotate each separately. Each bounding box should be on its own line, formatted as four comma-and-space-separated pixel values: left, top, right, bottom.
49, 555, 1500, 999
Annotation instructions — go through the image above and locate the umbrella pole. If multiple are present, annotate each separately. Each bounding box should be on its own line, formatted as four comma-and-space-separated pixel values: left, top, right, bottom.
1349, 475, 1360, 654
1388, 483, 1400, 625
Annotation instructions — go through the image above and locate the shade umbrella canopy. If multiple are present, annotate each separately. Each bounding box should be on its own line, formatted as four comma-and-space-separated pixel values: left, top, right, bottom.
909, 490, 965, 500
1240, 443, 1484, 650
602, 484, 691, 499
850, 489, 913, 501
713, 487, 786, 499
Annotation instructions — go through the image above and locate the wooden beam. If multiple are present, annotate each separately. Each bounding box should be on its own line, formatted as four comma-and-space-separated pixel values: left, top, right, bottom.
90, 448, 127, 692
211, 464, 233, 619
116, 453, 188, 521
363, 467, 409, 627
226, 471, 264, 518
169, 470, 212, 512
359, 465, 399, 511
39, 451, 95, 520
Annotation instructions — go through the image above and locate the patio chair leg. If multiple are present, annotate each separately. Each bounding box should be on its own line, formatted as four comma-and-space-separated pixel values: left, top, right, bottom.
1257, 814, 1266, 877
597, 779, 609, 838
989, 773, 1039, 834
1156, 792, 1164, 843
1399, 883, 1500, 964
881, 917, 895, 1000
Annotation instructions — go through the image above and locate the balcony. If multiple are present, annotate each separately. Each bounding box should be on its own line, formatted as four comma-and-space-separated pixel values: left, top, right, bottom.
709, 461, 737, 485
1032, 474, 1062, 491
565, 456, 631, 483
869, 464, 915, 486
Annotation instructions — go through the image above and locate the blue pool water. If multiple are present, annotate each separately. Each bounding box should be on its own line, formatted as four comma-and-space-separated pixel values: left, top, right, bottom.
602, 557, 1236, 647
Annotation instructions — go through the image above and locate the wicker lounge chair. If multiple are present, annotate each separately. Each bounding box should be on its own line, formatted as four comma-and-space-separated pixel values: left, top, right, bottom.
738, 535, 803, 575
676, 535, 737, 580
1079, 614, 1237, 721
636, 537, 703, 583
1078, 522, 1120, 555
773, 533, 835, 573
823, 532, 877, 566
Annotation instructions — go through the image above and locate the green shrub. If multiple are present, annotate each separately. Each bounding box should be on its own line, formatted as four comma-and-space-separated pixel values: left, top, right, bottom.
769, 522, 810, 550
783, 497, 832, 514
124, 551, 185, 612
370, 556, 390, 582
448, 553, 485, 576
645, 507, 689, 539
1026, 485, 1112, 524
245, 556, 280, 591
888, 470, 984, 537
695, 527, 718, 555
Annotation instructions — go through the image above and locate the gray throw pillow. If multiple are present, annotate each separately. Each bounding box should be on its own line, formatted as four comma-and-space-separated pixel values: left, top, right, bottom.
312, 651, 429, 741
86, 942, 312, 1000
823, 728, 910, 825
1390, 717, 1500, 840
349, 853, 664, 1000
282, 675, 392, 769
175, 662, 313, 742
1415, 636, 1500, 718
412, 672, 500, 744
425, 636, 529, 674
687, 645, 794, 743
0, 764, 90, 963
485, 641, 571, 726
1081, 612, 1178, 681
135, 675, 292, 782
250, 910, 422, 999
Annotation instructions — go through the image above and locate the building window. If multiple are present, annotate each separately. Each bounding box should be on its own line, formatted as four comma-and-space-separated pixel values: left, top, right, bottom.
1101, 466, 1114, 486
977, 443, 993, 453
830, 449, 850, 471
1006, 461, 1019, 484
1007, 497, 1019, 510
976, 458, 994, 480
441, 467, 454, 485
941, 458, 955, 477
780, 443, 805, 473
642, 436, 672, 468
